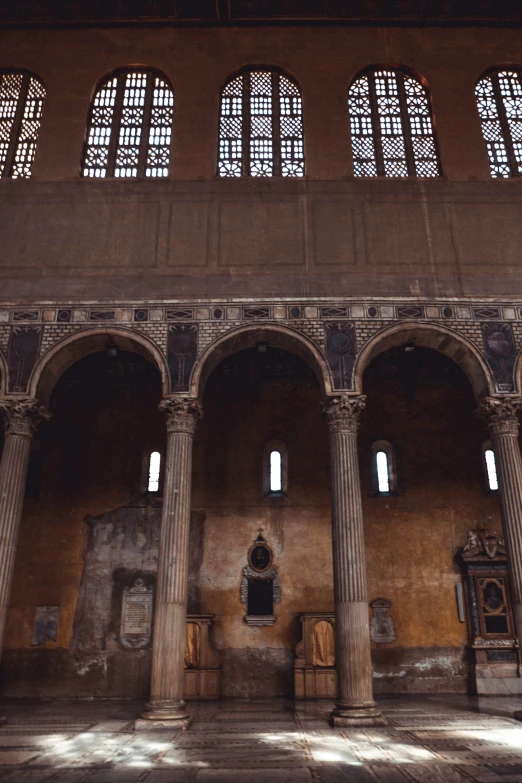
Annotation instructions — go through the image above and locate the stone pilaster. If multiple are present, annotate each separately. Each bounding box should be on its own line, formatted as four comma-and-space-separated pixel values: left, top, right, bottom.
478, 396, 522, 652
323, 395, 385, 727
0, 399, 50, 654
137, 397, 202, 729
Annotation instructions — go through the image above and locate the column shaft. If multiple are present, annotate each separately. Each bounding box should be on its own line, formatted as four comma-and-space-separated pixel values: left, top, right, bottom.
138, 397, 201, 729
0, 400, 48, 655
479, 397, 522, 651
323, 395, 384, 727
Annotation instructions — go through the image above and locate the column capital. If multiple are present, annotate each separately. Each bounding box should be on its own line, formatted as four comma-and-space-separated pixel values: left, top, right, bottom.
322, 395, 366, 434
477, 396, 522, 436
159, 397, 202, 436
0, 399, 50, 438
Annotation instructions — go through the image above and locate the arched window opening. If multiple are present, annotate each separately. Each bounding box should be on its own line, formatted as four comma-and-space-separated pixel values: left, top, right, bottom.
348, 67, 440, 178
269, 450, 282, 492
263, 441, 288, 496
483, 442, 499, 492
82, 69, 174, 178
371, 440, 398, 495
148, 450, 161, 493
376, 450, 390, 493
476, 68, 522, 178
0, 70, 45, 179
218, 68, 304, 178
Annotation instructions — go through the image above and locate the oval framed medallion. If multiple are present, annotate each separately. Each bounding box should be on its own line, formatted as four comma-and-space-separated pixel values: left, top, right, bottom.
248, 542, 273, 573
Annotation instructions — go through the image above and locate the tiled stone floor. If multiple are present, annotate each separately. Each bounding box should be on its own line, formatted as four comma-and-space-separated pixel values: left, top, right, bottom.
0, 696, 521, 782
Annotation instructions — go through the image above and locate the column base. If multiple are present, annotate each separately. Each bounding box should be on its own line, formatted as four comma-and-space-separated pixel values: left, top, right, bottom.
330, 704, 387, 728
135, 701, 192, 731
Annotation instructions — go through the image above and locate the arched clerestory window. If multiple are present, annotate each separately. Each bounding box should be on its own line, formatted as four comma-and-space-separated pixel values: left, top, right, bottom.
81, 69, 174, 178
475, 68, 522, 178
218, 67, 304, 178
0, 70, 46, 179
348, 67, 441, 178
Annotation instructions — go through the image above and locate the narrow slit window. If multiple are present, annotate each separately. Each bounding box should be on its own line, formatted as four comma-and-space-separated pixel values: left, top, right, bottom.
371, 440, 397, 495
81, 69, 174, 178
148, 451, 161, 492
376, 451, 390, 493
485, 448, 498, 491
269, 450, 282, 492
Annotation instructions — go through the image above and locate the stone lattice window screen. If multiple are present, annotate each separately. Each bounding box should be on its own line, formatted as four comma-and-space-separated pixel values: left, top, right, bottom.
348, 67, 441, 177
476, 68, 522, 178
81, 69, 174, 178
218, 68, 305, 177
0, 70, 46, 179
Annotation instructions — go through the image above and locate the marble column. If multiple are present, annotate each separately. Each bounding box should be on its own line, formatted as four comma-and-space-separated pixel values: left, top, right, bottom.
478, 396, 522, 651
0, 399, 49, 655
323, 395, 385, 727
137, 397, 202, 729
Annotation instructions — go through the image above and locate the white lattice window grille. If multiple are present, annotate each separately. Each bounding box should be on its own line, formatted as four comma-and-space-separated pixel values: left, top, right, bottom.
82, 70, 174, 178
218, 68, 304, 177
348, 68, 441, 178
0, 70, 45, 179
476, 69, 522, 178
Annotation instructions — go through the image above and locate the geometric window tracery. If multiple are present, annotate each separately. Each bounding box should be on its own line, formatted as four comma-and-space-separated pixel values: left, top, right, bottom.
348, 67, 441, 178
476, 68, 522, 178
218, 67, 304, 177
81, 69, 174, 178
0, 70, 46, 179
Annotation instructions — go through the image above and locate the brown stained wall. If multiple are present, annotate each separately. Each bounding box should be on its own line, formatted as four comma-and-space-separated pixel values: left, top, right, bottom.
3, 352, 164, 652
192, 350, 331, 696
0, 346, 506, 697
0, 26, 522, 300
361, 349, 502, 691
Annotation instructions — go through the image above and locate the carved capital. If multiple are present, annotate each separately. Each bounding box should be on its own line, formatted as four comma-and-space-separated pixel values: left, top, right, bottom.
477, 396, 522, 436
0, 399, 50, 438
322, 395, 366, 434
159, 397, 202, 436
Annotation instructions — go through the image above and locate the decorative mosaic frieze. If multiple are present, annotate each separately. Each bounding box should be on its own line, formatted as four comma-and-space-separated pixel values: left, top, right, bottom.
1, 297, 522, 396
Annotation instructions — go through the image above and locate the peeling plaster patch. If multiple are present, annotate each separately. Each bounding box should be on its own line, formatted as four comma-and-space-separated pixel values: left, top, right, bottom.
413, 655, 458, 672
73, 654, 108, 677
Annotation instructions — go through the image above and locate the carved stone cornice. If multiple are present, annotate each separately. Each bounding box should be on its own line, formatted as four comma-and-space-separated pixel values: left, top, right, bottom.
0, 399, 50, 438
322, 395, 366, 434
477, 396, 522, 436
159, 397, 202, 436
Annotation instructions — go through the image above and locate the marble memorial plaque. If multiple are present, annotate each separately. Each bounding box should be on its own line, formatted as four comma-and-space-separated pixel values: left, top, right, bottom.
120, 578, 153, 649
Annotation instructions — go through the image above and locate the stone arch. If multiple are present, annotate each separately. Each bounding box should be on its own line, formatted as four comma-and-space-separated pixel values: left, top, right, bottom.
0, 347, 7, 397
353, 322, 495, 401
29, 326, 170, 405
191, 324, 332, 399
511, 350, 522, 397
